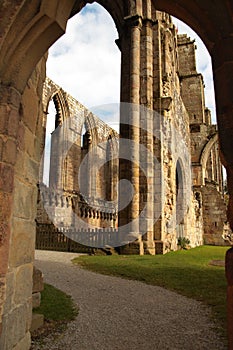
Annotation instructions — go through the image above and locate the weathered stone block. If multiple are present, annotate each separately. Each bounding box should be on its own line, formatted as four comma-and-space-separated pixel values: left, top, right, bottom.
13, 180, 37, 220
2, 138, 17, 165
14, 264, 33, 306
0, 163, 14, 192
8, 109, 19, 138
0, 224, 10, 274
25, 156, 39, 185
0, 302, 31, 350
0, 192, 12, 222
32, 267, 44, 293
32, 292, 41, 309
12, 331, 31, 350
9, 218, 35, 268
17, 123, 25, 151
30, 313, 44, 332
22, 87, 39, 134
2, 272, 13, 315
24, 127, 36, 159
0, 136, 3, 158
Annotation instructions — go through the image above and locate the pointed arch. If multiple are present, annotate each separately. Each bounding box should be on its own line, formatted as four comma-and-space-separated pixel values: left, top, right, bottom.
176, 158, 186, 238
200, 133, 219, 185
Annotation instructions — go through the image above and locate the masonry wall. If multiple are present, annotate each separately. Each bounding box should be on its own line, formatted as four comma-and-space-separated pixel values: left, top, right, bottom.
37, 78, 118, 233
150, 14, 202, 252
201, 184, 228, 245
177, 34, 226, 246
0, 57, 46, 350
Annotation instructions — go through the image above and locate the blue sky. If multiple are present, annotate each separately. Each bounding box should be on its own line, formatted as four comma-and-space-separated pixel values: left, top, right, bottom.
46, 3, 216, 126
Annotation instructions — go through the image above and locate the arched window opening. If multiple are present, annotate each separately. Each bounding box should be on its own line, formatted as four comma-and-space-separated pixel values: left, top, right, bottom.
176, 160, 185, 238
46, 3, 120, 127
81, 123, 87, 149
204, 142, 224, 193
46, 2, 120, 204
43, 99, 57, 186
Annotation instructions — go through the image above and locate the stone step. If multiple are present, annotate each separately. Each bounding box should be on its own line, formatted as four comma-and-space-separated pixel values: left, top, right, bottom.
30, 313, 44, 332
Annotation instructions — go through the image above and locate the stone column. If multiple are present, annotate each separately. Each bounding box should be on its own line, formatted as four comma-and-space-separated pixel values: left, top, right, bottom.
212, 36, 233, 350
118, 15, 143, 254
140, 16, 155, 254
226, 247, 233, 350
0, 83, 35, 350
0, 85, 20, 344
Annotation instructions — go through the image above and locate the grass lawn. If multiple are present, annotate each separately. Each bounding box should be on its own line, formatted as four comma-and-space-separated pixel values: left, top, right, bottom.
32, 283, 78, 345
34, 283, 78, 321
73, 245, 229, 336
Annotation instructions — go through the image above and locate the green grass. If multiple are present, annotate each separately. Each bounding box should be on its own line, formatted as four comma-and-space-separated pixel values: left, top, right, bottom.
34, 283, 78, 321
73, 245, 229, 335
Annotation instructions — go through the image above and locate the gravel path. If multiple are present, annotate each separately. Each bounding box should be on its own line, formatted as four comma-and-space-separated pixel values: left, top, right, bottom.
33, 250, 226, 350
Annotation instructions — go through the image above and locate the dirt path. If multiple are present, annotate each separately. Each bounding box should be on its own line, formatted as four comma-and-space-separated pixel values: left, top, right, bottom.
33, 250, 226, 350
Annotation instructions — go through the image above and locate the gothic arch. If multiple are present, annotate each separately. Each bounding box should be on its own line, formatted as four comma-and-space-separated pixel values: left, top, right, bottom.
0, 0, 125, 93
175, 158, 186, 228
43, 78, 70, 123
200, 133, 218, 185
0, 0, 231, 97
2, 0, 231, 170
0, 1, 233, 348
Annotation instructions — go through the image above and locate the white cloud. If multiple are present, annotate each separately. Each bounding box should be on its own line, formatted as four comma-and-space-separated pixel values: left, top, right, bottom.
47, 3, 121, 111
46, 5, 216, 127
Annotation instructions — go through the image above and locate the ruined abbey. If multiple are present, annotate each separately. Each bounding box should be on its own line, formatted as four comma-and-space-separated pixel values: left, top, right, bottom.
0, 1, 233, 349
37, 13, 226, 256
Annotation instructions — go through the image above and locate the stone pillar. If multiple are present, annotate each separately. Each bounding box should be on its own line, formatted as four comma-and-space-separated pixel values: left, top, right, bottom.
140, 15, 155, 254
0, 57, 46, 349
226, 247, 233, 350
0, 85, 20, 344
0, 84, 34, 350
118, 15, 143, 254
212, 37, 233, 350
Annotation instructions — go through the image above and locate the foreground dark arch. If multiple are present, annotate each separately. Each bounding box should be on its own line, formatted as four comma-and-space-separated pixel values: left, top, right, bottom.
0, 1, 232, 349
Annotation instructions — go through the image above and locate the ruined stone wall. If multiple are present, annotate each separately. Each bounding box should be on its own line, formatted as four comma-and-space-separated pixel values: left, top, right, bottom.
151, 13, 201, 252
37, 13, 226, 254
177, 34, 226, 246
37, 78, 118, 231
201, 183, 227, 245
42, 77, 118, 200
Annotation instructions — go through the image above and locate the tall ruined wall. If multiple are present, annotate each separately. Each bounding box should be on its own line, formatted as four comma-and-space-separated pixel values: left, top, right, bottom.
37, 78, 118, 231
177, 34, 226, 246
42, 77, 118, 199
151, 13, 203, 252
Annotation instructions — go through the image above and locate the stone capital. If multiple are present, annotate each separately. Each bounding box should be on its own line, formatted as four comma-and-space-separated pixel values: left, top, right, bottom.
124, 15, 142, 30
141, 17, 158, 28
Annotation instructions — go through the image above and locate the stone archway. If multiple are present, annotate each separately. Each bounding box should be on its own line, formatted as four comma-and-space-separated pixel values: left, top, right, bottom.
200, 133, 223, 187
0, 1, 233, 349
